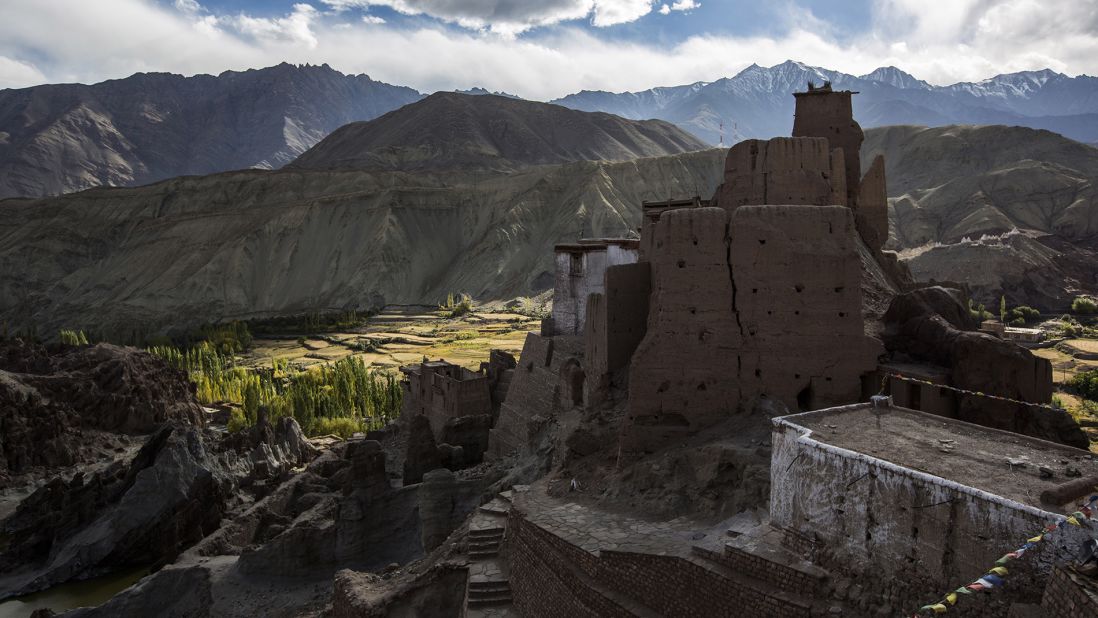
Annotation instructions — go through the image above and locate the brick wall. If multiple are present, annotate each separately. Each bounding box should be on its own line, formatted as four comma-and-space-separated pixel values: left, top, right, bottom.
598, 550, 811, 617
692, 544, 823, 595
508, 511, 634, 617
508, 509, 813, 618
1041, 567, 1098, 617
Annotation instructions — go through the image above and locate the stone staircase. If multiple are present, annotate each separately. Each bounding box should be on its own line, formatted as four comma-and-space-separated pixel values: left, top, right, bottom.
464, 491, 516, 617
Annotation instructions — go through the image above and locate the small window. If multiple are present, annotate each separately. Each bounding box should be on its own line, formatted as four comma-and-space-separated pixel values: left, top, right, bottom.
569, 252, 584, 277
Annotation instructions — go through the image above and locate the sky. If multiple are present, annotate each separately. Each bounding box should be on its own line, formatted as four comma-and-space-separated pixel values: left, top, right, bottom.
0, 0, 1096, 100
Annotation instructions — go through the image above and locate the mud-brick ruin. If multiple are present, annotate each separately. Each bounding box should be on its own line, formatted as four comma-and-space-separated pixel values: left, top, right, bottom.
385, 85, 1098, 617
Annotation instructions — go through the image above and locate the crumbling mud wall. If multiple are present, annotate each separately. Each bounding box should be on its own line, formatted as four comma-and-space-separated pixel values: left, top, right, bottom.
731, 205, 882, 409
584, 262, 651, 407
488, 333, 584, 457
400, 361, 492, 442
714, 137, 836, 210
621, 204, 881, 455
770, 407, 1090, 612
792, 89, 863, 203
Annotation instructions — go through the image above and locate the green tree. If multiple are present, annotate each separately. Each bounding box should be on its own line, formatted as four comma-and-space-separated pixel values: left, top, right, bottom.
1000, 296, 1007, 322
1072, 296, 1098, 315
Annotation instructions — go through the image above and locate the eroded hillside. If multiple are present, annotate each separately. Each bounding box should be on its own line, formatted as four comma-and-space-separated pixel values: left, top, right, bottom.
289, 92, 709, 172
0, 151, 725, 338
864, 125, 1098, 308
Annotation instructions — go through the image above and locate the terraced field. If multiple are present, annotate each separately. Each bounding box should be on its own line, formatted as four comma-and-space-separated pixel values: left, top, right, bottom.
241, 305, 541, 371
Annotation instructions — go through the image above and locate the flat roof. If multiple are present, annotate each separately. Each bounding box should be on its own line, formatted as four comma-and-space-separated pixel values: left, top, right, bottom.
777, 404, 1098, 510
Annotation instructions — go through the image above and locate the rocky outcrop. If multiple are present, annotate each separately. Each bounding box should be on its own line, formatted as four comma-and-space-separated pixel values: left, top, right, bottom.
0, 340, 203, 476
883, 286, 1087, 447
0, 423, 227, 598
0, 408, 315, 599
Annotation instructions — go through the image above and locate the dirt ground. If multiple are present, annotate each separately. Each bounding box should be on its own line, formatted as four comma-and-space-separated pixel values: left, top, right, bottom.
241, 306, 541, 371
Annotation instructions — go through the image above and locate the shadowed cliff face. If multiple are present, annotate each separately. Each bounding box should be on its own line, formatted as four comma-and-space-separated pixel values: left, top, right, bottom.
0, 63, 424, 199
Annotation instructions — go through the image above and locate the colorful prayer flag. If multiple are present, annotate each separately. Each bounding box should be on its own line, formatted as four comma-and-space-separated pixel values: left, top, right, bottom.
989, 567, 1008, 576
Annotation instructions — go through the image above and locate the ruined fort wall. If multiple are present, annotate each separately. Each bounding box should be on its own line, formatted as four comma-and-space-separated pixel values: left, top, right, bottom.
731, 205, 882, 410
792, 91, 862, 203
715, 138, 835, 210
770, 407, 1088, 610
488, 333, 584, 457
584, 262, 651, 405
622, 204, 881, 454
624, 207, 743, 454
551, 249, 607, 336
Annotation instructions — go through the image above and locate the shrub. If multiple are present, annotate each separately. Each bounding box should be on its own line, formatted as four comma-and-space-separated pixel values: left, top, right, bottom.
1007, 305, 1041, 324
311, 417, 363, 438
440, 292, 474, 318
1073, 296, 1098, 315
968, 300, 993, 321
59, 329, 89, 346
1068, 369, 1098, 401
1008, 317, 1025, 327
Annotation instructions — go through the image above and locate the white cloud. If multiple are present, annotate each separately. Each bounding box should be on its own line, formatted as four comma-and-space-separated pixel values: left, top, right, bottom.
319, 1, 657, 34
0, 0, 1095, 99
231, 3, 320, 48
0, 55, 47, 89
659, 0, 698, 15
362, 15, 387, 24
670, 0, 699, 11
174, 0, 203, 14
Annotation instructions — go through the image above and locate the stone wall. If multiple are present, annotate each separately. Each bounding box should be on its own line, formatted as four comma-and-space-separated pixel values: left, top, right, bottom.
770, 406, 1090, 611
400, 361, 492, 444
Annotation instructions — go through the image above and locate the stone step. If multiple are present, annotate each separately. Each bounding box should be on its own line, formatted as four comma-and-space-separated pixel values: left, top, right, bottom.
469, 540, 502, 551
479, 498, 511, 515
469, 582, 511, 595
470, 549, 500, 559
469, 527, 505, 539
467, 593, 513, 607
499, 490, 514, 503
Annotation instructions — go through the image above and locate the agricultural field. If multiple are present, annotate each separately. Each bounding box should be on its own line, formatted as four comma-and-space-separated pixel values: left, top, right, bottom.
241, 305, 540, 372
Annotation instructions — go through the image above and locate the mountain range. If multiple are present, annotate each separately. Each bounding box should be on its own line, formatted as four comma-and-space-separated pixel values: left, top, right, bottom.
552, 61, 1098, 146
289, 92, 707, 173
1, 88, 1095, 338
3, 61, 1098, 199
0, 63, 422, 199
